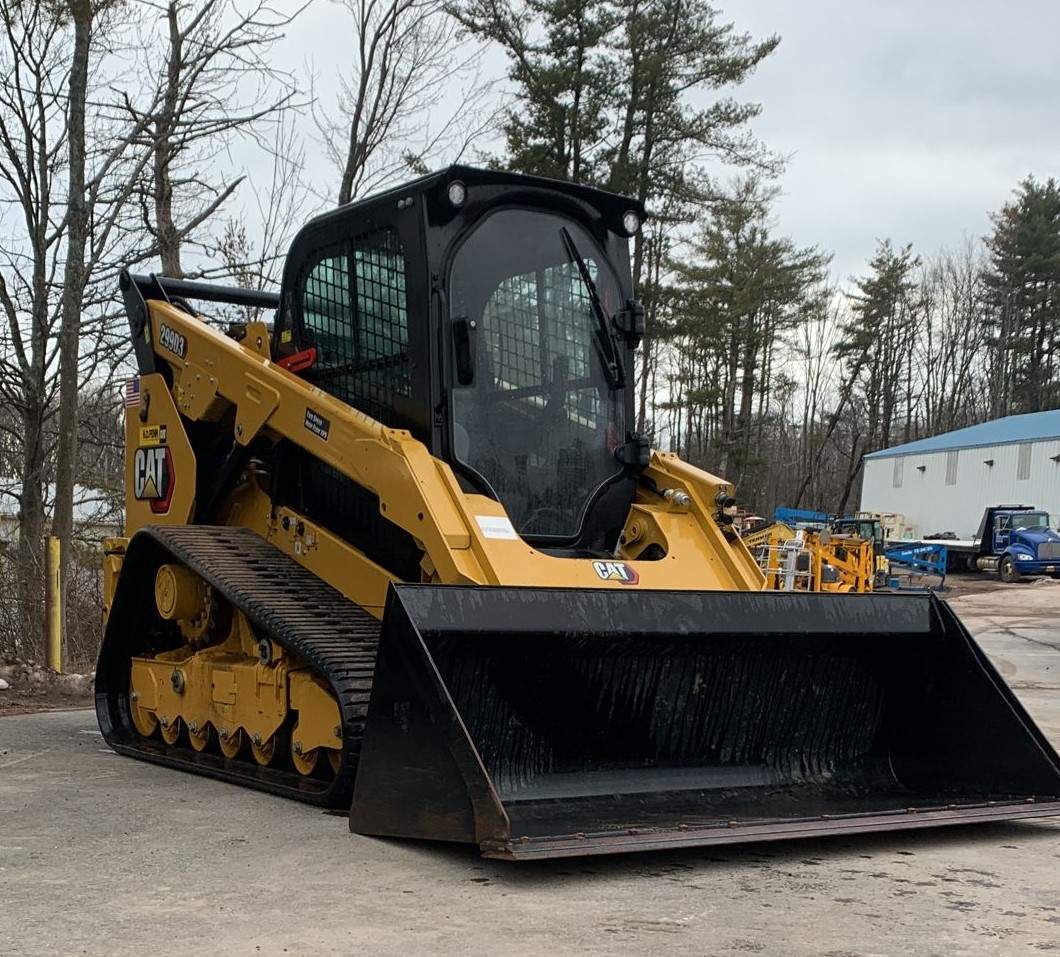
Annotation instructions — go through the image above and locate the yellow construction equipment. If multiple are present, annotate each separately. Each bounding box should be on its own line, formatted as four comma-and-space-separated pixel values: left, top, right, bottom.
96, 167, 1060, 860
832, 515, 891, 584
741, 520, 797, 552
743, 521, 876, 593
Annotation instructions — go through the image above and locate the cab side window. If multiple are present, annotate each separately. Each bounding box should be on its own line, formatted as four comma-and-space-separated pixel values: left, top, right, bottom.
301, 228, 410, 424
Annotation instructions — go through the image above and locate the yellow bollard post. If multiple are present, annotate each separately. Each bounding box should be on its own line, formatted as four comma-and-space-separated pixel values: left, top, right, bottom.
46, 535, 62, 673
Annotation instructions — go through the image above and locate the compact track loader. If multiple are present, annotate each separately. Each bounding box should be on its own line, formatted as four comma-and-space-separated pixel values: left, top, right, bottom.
97, 167, 1060, 860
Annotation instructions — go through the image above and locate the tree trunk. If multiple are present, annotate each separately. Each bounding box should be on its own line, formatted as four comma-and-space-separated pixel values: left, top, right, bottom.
792, 344, 870, 507
16, 390, 47, 658
16, 120, 53, 659
636, 227, 662, 433
53, 0, 93, 664
734, 317, 758, 477
836, 438, 863, 516
156, 2, 184, 276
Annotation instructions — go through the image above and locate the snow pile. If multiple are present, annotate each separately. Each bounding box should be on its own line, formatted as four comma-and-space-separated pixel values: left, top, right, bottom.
0, 658, 95, 695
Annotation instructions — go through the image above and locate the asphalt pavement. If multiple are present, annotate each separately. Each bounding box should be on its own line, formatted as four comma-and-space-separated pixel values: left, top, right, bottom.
1, 583, 1058, 957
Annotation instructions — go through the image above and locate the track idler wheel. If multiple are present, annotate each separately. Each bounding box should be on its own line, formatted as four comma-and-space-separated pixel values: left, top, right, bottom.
129, 690, 158, 738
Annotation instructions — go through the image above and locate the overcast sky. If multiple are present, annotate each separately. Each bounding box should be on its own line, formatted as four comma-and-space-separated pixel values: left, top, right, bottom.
265, 0, 1060, 282
733, 0, 1060, 278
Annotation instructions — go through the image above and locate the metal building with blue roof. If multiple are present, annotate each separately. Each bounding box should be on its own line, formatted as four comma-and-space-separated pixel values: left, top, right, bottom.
860, 410, 1060, 538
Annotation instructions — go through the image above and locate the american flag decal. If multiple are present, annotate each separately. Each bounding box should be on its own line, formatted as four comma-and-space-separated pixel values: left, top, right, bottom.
124, 377, 140, 408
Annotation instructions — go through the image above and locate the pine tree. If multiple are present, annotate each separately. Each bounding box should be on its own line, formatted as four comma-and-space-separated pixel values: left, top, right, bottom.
984, 176, 1060, 414
603, 0, 779, 218
832, 240, 921, 511
450, 0, 779, 431
450, 0, 616, 184
665, 177, 828, 495
453, 0, 778, 258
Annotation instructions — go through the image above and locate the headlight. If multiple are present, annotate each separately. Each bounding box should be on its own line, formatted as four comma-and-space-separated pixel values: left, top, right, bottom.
622, 210, 641, 235
447, 180, 467, 207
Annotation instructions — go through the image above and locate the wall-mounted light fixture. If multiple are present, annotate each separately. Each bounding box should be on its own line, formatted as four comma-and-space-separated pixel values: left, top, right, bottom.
916, 464, 926, 473
1051, 453, 1060, 463
984, 459, 994, 467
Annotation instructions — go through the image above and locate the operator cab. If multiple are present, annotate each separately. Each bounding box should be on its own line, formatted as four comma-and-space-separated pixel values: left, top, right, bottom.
276, 167, 646, 555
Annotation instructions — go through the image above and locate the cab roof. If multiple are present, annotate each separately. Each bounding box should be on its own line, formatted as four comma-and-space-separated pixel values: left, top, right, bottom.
299, 165, 648, 233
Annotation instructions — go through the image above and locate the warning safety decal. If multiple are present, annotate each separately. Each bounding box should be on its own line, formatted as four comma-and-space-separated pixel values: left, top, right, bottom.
304, 408, 331, 441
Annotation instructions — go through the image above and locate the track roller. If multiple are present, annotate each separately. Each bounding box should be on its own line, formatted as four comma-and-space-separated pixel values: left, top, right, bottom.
187, 723, 212, 752
251, 734, 278, 766
129, 690, 158, 737
291, 742, 319, 776
218, 728, 244, 759
159, 716, 182, 745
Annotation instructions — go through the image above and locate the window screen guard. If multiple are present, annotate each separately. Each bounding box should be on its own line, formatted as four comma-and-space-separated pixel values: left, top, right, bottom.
301, 228, 411, 425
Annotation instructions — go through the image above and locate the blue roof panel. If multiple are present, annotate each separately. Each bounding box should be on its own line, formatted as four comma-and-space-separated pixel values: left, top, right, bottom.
864, 409, 1060, 459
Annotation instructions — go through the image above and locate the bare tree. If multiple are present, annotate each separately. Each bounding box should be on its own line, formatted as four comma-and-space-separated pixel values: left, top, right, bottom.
52, 0, 94, 668
320, 0, 494, 205
51, 0, 178, 661
128, 0, 304, 277
0, 2, 72, 651
916, 239, 990, 434
214, 114, 311, 312
791, 285, 839, 505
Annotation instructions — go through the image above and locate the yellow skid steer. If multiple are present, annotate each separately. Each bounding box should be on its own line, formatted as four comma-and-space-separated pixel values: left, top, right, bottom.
97, 167, 1060, 859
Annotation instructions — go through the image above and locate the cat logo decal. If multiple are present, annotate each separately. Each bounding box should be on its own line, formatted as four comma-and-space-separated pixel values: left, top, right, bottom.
591, 560, 639, 585
133, 445, 174, 513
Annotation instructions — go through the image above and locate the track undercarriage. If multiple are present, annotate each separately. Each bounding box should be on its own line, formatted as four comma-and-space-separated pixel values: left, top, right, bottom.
96, 525, 380, 806
128, 615, 344, 775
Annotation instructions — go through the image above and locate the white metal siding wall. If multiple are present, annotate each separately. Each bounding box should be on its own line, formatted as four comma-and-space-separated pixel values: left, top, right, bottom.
860, 438, 1060, 538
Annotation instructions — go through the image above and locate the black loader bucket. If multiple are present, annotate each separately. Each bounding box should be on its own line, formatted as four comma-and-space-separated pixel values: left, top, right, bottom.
350, 586, 1060, 860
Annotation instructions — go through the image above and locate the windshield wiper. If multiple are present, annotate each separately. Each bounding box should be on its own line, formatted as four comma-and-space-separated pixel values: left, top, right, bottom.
560, 227, 625, 389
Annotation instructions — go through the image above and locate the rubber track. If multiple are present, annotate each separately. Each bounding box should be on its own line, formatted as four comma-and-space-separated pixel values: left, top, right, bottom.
97, 524, 381, 807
